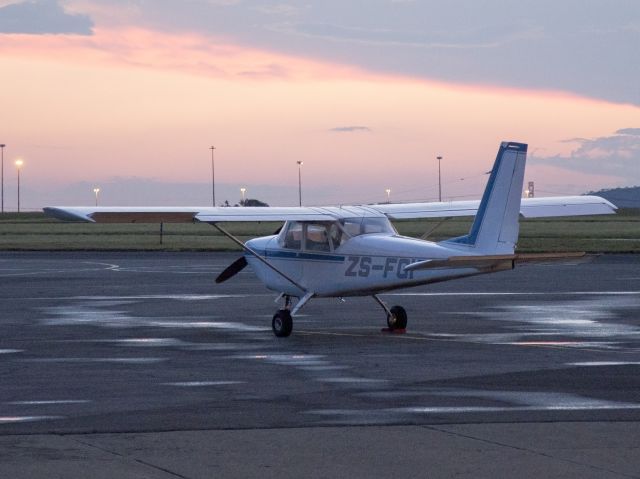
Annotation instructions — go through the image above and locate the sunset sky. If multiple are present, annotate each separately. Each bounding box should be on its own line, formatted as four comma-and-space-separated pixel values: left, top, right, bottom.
1, 0, 639, 209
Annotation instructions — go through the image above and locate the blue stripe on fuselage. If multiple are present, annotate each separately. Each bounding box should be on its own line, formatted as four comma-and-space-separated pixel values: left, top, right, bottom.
250, 249, 345, 262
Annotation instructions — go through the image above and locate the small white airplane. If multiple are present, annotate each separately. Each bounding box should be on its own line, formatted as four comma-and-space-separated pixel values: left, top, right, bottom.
45, 141, 617, 337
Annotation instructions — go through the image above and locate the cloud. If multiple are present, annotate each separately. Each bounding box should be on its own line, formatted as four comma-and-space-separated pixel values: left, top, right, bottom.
0, 26, 363, 81
532, 129, 640, 182
0, 0, 93, 35
237, 63, 289, 78
175, 1, 640, 105
329, 126, 371, 133
616, 128, 640, 136
254, 3, 304, 16
270, 21, 530, 50
202, 0, 242, 5
47, 1, 638, 105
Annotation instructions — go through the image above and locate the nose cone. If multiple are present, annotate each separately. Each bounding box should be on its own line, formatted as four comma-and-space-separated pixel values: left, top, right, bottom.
245, 235, 276, 254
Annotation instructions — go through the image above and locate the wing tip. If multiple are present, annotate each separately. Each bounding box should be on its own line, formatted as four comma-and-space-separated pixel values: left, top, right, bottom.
43, 207, 94, 222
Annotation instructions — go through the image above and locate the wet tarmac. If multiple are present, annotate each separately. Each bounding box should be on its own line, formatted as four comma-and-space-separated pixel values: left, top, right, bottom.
1, 251, 639, 478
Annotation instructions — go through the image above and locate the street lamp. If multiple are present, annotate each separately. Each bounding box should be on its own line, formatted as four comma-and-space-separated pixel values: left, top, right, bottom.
0, 143, 5, 214
93, 187, 100, 207
15, 159, 23, 213
240, 187, 246, 205
385, 188, 391, 203
210, 146, 216, 207
296, 160, 303, 207
437, 156, 443, 202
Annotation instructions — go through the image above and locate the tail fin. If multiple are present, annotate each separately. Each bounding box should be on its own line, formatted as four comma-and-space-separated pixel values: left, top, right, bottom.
443, 141, 527, 254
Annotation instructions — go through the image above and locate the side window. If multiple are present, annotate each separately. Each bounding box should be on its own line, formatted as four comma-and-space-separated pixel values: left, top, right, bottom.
305, 224, 330, 252
284, 222, 303, 250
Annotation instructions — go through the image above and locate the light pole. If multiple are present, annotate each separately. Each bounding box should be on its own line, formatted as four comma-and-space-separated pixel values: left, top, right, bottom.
385, 188, 391, 203
93, 187, 100, 206
437, 156, 443, 202
210, 146, 216, 207
297, 160, 303, 207
240, 187, 246, 205
15, 159, 23, 212
0, 144, 5, 214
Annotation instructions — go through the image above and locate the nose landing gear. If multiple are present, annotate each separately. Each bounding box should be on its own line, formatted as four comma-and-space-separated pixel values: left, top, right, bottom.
272, 294, 294, 337
272, 309, 293, 337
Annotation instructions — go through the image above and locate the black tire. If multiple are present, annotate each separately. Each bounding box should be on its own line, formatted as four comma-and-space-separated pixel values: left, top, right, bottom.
387, 305, 408, 330
272, 310, 293, 337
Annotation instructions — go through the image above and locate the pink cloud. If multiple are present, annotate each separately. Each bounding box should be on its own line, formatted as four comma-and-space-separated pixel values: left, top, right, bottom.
0, 26, 366, 81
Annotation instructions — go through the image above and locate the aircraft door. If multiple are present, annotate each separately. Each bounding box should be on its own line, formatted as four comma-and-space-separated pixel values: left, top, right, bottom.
276, 221, 339, 291
278, 221, 304, 282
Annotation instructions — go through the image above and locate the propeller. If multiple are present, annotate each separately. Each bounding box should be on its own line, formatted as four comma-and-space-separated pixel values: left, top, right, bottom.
215, 256, 248, 284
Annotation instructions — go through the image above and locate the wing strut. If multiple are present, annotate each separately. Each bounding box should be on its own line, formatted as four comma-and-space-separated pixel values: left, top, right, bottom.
420, 217, 453, 240
211, 223, 307, 295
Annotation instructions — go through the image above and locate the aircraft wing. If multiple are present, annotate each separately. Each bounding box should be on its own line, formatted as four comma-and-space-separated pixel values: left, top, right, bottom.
42, 206, 337, 223
43, 195, 616, 224
370, 195, 617, 219
195, 207, 336, 223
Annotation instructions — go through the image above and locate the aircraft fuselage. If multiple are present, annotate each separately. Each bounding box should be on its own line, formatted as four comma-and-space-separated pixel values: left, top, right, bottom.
245, 231, 503, 298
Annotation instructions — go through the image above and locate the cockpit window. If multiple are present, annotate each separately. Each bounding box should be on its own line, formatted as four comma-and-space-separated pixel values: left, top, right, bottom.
280, 217, 395, 251
305, 224, 331, 252
282, 221, 333, 251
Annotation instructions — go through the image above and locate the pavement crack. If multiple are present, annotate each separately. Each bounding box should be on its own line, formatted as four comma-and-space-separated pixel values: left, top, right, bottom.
421, 425, 640, 479
66, 436, 192, 479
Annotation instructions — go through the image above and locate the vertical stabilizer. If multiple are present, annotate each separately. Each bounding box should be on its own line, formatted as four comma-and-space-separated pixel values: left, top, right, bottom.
443, 142, 527, 254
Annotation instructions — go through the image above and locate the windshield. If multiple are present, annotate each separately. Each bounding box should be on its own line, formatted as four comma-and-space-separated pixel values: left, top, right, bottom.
340, 217, 396, 237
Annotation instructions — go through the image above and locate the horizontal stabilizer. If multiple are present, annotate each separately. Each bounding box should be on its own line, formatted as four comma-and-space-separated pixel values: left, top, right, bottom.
404, 255, 517, 271
404, 252, 587, 272
511, 252, 589, 263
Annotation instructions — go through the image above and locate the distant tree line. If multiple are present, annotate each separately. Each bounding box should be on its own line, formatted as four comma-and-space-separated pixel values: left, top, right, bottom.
222, 199, 269, 207
588, 186, 640, 208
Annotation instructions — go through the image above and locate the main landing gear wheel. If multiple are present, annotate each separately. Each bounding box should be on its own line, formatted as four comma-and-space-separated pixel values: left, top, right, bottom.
272, 309, 293, 338
387, 305, 408, 330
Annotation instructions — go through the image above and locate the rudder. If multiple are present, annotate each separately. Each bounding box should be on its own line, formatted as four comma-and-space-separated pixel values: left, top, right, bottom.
443, 141, 527, 254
